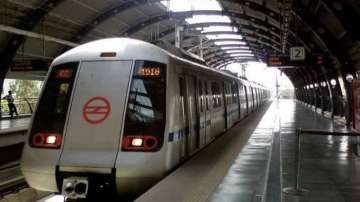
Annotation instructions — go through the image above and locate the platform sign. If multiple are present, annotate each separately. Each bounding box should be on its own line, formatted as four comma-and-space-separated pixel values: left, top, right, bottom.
10, 60, 51, 71
352, 80, 360, 131
290, 47, 305, 61
267, 54, 323, 67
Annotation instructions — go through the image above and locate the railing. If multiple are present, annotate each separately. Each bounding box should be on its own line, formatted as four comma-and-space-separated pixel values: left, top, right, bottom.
0, 98, 38, 117
283, 128, 360, 196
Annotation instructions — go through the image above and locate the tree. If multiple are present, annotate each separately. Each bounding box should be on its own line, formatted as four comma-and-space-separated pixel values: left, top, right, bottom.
9, 80, 41, 98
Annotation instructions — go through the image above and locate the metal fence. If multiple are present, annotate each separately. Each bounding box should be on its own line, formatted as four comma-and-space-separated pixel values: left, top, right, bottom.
0, 98, 38, 117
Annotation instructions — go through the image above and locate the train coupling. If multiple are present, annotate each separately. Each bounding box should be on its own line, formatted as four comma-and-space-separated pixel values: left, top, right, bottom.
61, 177, 89, 199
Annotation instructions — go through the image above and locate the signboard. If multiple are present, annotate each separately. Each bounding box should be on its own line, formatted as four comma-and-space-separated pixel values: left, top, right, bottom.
290, 47, 305, 61
352, 80, 360, 131
10, 60, 51, 72
267, 54, 323, 67
82, 96, 111, 124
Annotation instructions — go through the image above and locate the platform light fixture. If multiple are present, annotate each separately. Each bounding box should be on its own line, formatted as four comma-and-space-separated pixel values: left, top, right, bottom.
310, 84, 314, 89
314, 83, 319, 88
230, 53, 254, 57
330, 79, 337, 86
202, 26, 238, 33
345, 74, 354, 83
225, 50, 252, 54
215, 41, 247, 46
220, 46, 250, 50
186, 15, 230, 24
206, 34, 243, 40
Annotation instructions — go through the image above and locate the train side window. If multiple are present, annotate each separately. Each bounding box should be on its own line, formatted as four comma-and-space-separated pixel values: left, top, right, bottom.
225, 83, 230, 105
204, 81, 209, 110
231, 83, 237, 104
198, 80, 203, 112
179, 77, 184, 97
211, 82, 220, 108
229, 85, 232, 104
211, 82, 217, 108
218, 83, 222, 107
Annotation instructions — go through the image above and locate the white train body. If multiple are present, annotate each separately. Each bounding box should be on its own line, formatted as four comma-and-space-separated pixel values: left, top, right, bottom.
20, 38, 269, 198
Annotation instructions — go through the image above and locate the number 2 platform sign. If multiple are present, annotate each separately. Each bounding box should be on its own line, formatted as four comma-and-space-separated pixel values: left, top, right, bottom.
290, 47, 305, 61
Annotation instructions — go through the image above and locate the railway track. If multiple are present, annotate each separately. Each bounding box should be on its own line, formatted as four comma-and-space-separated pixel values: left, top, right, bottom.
0, 163, 28, 198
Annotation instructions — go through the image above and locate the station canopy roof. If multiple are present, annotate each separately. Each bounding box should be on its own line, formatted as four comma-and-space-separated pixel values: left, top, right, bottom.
0, 0, 359, 86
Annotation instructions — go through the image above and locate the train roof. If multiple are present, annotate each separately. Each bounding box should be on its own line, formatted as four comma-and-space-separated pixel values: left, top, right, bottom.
52, 37, 267, 90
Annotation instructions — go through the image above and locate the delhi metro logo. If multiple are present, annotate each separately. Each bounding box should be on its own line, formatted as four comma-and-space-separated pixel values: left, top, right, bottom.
82, 96, 111, 124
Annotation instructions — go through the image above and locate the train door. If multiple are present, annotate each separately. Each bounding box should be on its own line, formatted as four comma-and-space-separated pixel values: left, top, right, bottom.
185, 75, 200, 154
204, 80, 212, 144
196, 78, 206, 148
58, 60, 132, 168
178, 77, 187, 159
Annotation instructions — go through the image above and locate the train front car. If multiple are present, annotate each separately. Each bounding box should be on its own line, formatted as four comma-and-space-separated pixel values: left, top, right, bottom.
20, 38, 169, 200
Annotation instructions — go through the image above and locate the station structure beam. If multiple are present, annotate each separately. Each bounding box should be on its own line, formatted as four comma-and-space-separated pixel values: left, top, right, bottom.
0, 0, 66, 95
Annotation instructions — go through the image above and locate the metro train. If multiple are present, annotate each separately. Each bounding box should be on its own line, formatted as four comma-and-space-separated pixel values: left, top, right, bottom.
20, 38, 270, 200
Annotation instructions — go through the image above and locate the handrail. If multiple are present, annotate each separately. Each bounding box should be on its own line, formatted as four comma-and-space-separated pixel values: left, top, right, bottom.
0, 97, 38, 118
282, 128, 360, 196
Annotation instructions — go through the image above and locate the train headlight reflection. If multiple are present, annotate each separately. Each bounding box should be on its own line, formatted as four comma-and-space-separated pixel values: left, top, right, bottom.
131, 138, 143, 147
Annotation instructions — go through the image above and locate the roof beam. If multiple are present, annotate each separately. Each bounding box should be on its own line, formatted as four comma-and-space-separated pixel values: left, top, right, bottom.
159, 27, 281, 50
221, 0, 281, 20
210, 58, 254, 68
215, 61, 238, 69
69, 0, 281, 43
0, 0, 66, 90
203, 48, 263, 57
207, 55, 256, 65
122, 10, 281, 36
0, 25, 78, 47
69, 0, 163, 42
204, 51, 263, 60
158, 22, 281, 41
204, 52, 265, 61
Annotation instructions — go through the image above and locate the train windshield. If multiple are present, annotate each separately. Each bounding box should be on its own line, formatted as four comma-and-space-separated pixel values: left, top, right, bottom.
30, 62, 78, 138
123, 61, 166, 151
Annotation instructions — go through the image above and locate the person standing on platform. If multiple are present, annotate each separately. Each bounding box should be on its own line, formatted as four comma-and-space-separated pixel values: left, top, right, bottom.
2, 91, 18, 118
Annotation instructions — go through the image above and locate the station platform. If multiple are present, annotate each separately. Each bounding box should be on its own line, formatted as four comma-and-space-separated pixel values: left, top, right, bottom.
0, 117, 30, 134
136, 100, 360, 202
2, 100, 360, 202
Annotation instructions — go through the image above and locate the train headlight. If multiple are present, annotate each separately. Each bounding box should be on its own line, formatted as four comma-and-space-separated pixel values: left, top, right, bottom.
46, 135, 57, 144
31, 133, 62, 148
131, 138, 143, 147
122, 135, 158, 151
